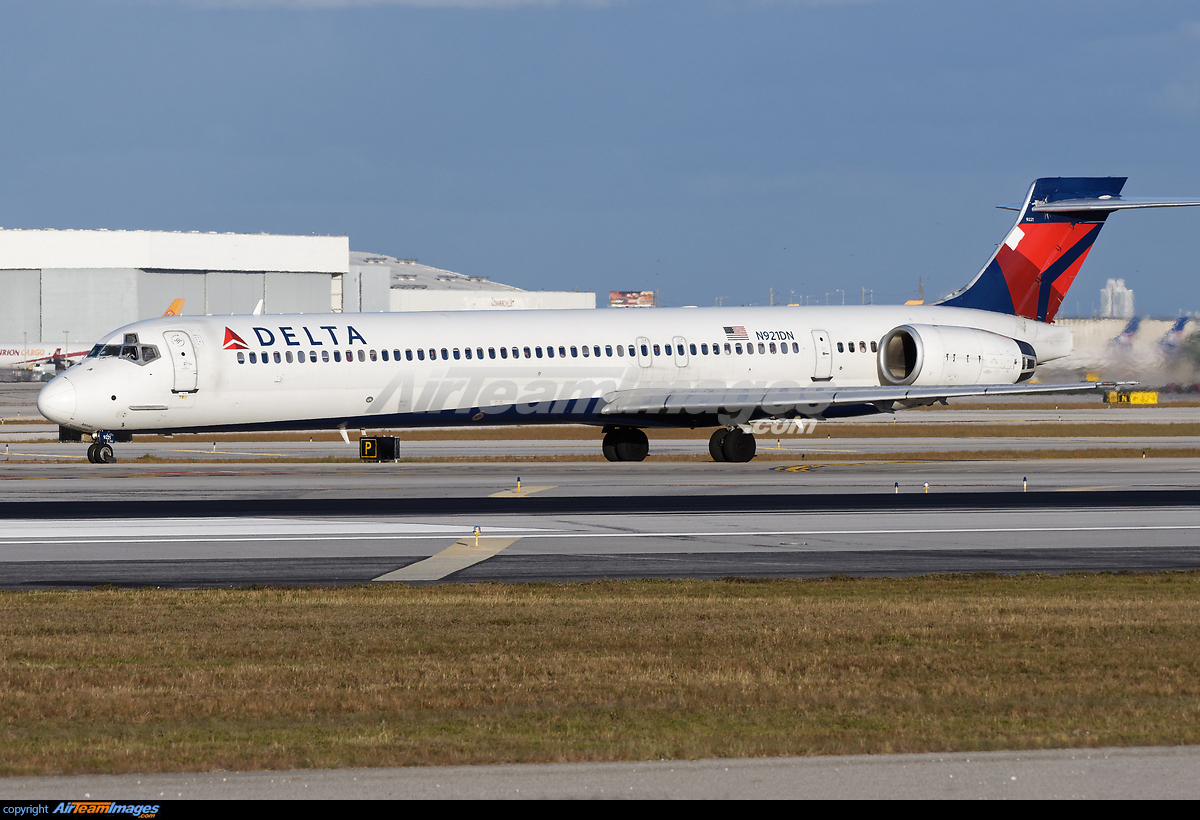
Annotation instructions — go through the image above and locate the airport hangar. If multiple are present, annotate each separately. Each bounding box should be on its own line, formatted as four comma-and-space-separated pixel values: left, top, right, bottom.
0, 228, 595, 351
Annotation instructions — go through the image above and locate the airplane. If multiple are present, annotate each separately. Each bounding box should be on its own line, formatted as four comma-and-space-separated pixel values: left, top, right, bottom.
36, 177, 1200, 464
0, 343, 90, 372
0, 300, 187, 373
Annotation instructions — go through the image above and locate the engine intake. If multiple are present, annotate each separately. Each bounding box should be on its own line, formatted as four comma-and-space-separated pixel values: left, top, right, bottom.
878, 324, 1036, 386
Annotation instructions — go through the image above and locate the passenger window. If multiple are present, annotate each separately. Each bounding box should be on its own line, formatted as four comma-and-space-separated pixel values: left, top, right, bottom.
298, 351, 306, 363
653, 344, 660, 356
701, 344, 708, 355
859, 341, 866, 352
489, 348, 496, 359
758, 343, 765, 354
582, 346, 590, 357
593, 346, 600, 357
237, 352, 245, 364
779, 344, 787, 355
690, 344, 697, 355
571, 346, 578, 357
500, 347, 508, 359
724, 343, 731, 354
369, 350, 377, 362
476, 348, 483, 359
464, 348, 471, 360
640, 344, 647, 356
536, 347, 544, 358
616, 345, 624, 357
837, 342, 844, 353
440, 349, 448, 360
512, 348, 519, 359
736, 343, 743, 354
274, 351, 282, 363
605, 345, 613, 357
559, 346, 566, 357
429, 349, 436, 360
249, 352, 257, 364
769, 343, 776, 354
453, 349, 461, 360
524, 347, 532, 358
417, 349, 425, 361
334, 351, 342, 362
322, 350, 330, 363
406, 349, 413, 361
286, 351, 294, 363
353, 350, 361, 362
380, 350, 388, 361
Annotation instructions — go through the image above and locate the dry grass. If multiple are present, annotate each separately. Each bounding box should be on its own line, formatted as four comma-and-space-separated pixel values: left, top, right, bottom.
1, 573, 1198, 775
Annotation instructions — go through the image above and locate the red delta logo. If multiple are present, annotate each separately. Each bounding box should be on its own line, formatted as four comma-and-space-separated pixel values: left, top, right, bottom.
223, 328, 249, 350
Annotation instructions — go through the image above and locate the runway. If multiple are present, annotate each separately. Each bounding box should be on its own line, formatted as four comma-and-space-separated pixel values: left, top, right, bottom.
2, 460, 1199, 589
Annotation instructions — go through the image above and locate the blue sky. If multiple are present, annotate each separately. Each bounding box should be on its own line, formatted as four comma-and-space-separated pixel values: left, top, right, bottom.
2, 1, 1199, 315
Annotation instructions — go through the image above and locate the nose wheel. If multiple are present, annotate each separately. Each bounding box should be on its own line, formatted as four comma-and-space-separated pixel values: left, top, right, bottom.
86, 443, 115, 464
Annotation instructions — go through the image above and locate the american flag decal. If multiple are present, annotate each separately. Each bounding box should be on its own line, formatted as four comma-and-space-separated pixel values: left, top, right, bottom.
724, 325, 748, 341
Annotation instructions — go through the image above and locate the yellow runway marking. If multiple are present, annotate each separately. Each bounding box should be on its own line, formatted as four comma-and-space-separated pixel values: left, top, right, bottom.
1056, 484, 1123, 492
164, 448, 292, 457
4, 452, 88, 460
488, 485, 556, 498
373, 537, 521, 583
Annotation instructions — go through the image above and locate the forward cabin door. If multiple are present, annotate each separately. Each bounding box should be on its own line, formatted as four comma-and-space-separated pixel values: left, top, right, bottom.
163, 331, 199, 393
811, 330, 832, 381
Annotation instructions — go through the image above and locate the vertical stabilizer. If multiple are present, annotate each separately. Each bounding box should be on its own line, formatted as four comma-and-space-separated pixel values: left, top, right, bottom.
938, 177, 1126, 323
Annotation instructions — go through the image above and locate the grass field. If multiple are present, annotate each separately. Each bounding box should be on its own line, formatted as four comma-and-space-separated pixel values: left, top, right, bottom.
2, 573, 1198, 776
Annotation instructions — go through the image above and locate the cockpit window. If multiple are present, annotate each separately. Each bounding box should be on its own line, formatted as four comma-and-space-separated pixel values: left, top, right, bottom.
90, 342, 161, 365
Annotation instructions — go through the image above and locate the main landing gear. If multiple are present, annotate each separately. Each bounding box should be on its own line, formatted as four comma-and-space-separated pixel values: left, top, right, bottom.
86, 443, 115, 464
602, 426, 649, 462
709, 427, 756, 463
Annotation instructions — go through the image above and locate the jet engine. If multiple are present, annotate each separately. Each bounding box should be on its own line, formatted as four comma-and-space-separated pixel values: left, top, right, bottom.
878, 324, 1037, 386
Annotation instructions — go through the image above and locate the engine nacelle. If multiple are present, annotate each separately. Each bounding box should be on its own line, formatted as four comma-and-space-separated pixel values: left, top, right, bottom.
878, 324, 1036, 386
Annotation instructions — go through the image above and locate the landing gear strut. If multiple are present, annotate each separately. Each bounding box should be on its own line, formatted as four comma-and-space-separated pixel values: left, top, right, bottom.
602, 427, 649, 462
709, 427, 756, 463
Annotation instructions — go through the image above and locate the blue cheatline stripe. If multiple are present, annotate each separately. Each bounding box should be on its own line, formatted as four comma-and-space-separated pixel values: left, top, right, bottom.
1035, 226, 1100, 321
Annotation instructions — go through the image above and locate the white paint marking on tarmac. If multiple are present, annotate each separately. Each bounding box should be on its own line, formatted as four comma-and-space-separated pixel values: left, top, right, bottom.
373, 537, 521, 582
2, 523, 1200, 547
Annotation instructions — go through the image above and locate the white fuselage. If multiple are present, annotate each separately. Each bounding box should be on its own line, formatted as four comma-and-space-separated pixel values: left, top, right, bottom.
36, 305, 1071, 434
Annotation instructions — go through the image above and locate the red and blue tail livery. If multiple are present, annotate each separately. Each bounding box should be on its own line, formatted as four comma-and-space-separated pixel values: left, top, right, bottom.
939, 177, 1200, 322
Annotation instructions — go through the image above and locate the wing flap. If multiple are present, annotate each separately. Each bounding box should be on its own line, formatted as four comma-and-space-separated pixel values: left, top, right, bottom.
600, 382, 1118, 416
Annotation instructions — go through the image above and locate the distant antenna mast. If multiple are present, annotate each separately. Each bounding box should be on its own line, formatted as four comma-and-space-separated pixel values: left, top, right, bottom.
918, 278, 924, 302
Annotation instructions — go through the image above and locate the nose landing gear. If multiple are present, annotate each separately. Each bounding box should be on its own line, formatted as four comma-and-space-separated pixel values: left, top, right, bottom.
86, 431, 117, 464
86, 443, 115, 464
709, 427, 756, 462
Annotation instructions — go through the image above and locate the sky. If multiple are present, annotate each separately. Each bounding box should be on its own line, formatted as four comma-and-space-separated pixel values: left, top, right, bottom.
2, 0, 1199, 315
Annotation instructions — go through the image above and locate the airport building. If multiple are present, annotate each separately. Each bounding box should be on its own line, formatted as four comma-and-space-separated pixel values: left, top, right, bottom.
0, 230, 594, 348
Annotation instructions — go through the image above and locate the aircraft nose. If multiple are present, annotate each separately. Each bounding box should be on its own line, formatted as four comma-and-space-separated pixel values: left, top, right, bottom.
37, 376, 76, 424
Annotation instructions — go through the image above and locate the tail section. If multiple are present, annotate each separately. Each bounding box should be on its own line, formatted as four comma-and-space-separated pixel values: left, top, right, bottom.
938, 177, 1200, 323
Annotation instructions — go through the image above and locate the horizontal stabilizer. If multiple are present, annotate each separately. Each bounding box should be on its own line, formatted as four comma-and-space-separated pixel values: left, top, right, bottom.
1033, 197, 1200, 213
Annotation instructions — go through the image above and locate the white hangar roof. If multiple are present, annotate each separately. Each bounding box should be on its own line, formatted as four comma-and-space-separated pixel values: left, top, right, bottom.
0, 229, 348, 274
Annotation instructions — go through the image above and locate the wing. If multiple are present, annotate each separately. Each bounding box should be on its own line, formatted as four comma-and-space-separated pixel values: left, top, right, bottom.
600, 381, 1121, 418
